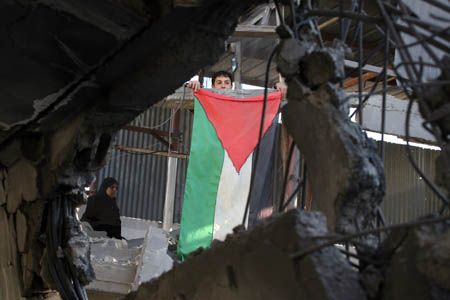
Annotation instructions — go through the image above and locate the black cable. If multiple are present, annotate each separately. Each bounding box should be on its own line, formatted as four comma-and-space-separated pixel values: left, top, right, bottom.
381, 29, 389, 160
46, 198, 70, 300
242, 45, 279, 226
357, 0, 364, 126
339, 0, 345, 88
349, 69, 385, 119
342, 0, 359, 42
344, 41, 386, 78
281, 181, 303, 212
278, 141, 296, 212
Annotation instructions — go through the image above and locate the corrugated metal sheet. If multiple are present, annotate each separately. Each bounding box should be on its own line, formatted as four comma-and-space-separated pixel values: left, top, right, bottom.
394, 0, 449, 81
98, 106, 193, 222
98, 103, 445, 225
379, 142, 444, 224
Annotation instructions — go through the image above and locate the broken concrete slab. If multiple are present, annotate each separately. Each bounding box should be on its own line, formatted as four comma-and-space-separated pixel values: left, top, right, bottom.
6, 159, 39, 213
381, 218, 450, 300
121, 216, 158, 240
87, 236, 141, 295
132, 225, 173, 288
126, 210, 367, 300
282, 83, 385, 236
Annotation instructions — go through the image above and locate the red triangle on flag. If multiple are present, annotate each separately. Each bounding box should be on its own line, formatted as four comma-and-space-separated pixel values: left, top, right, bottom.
195, 89, 281, 173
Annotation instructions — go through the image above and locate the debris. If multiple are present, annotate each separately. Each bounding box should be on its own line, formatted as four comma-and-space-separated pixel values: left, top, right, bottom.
126, 210, 367, 300
382, 221, 450, 300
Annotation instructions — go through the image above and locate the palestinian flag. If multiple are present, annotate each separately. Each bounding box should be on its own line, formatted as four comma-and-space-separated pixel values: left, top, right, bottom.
178, 88, 281, 259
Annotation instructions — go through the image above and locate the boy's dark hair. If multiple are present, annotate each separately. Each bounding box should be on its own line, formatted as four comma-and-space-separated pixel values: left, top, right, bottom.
212, 71, 233, 85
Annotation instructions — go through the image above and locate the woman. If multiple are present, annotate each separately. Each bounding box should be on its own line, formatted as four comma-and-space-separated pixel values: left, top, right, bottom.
81, 177, 122, 239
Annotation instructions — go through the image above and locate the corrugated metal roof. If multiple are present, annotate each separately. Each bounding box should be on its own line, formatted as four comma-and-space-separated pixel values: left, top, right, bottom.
98, 106, 192, 222
379, 142, 444, 224
99, 103, 444, 226
394, 0, 449, 81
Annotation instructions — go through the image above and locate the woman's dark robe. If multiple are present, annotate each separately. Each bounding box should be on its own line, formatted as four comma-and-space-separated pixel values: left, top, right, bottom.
81, 178, 122, 239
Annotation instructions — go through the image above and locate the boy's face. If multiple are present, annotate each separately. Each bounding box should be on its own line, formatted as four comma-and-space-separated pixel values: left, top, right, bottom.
212, 75, 232, 89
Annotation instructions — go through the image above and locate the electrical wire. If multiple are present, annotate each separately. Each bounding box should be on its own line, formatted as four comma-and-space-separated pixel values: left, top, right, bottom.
145, 86, 187, 129
242, 45, 279, 226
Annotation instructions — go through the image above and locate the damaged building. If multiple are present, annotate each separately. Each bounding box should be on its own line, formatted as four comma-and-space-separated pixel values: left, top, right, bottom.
1, 0, 449, 300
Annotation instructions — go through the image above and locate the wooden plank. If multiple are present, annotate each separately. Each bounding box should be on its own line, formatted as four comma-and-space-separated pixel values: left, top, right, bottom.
232, 25, 278, 38
343, 72, 378, 88
241, 4, 271, 25
122, 125, 178, 139
115, 146, 188, 159
344, 59, 397, 77
318, 17, 339, 29
173, 0, 201, 7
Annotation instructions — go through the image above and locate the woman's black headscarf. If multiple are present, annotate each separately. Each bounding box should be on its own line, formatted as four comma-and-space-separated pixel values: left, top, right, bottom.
81, 177, 122, 239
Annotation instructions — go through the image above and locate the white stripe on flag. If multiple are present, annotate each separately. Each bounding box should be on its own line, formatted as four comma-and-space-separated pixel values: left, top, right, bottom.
213, 151, 252, 241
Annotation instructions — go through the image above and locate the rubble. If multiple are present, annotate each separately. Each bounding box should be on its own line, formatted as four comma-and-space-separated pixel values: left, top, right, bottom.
380, 218, 450, 300
132, 225, 173, 288
126, 210, 367, 300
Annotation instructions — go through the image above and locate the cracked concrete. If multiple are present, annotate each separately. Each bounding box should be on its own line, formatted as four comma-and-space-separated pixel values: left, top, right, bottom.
0, 1, 263, 298
126, 210, 367, 300
277, 32, 385, 236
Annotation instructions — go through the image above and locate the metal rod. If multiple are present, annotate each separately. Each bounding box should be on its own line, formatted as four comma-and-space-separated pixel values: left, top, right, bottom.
381, 29, 389, 159
291, 214, 450, 260
358, 0, 364, 126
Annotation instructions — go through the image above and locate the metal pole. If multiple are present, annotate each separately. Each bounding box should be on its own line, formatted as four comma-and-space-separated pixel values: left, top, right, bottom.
162, 110, 180, 231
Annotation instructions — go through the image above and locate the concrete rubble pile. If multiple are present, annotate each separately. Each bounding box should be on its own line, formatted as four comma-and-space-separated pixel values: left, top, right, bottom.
84, 218, 173, 297
361, 215, 450, 300
126, 210, 368, 300
126, 210, 450, 300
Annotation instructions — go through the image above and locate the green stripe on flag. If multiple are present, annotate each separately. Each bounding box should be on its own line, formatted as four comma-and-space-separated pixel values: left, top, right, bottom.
177, 97, 224, 259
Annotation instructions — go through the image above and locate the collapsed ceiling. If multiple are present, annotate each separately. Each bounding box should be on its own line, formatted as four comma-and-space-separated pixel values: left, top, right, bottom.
0, 0, 264, 298
1, 0, 449, 299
